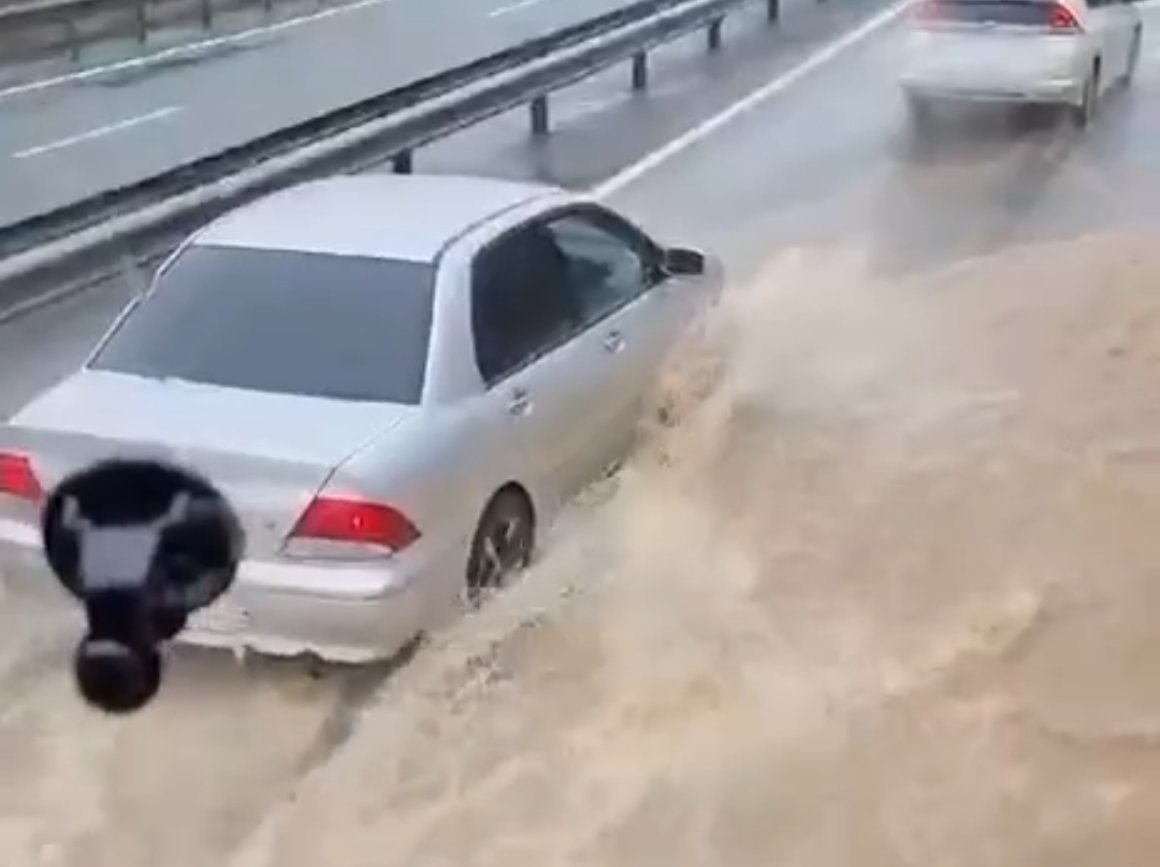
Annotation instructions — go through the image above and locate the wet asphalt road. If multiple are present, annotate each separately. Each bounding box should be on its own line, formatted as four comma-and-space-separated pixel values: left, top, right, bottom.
0, 0, 855, 229
0, 0, 632, 227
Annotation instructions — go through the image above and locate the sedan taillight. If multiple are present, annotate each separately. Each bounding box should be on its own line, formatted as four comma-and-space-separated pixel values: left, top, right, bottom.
0, 452, 43, 503
288, 495, 420, 555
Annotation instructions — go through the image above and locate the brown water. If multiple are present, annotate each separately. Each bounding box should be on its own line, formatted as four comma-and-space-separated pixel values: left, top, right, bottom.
6, 231, 1160, 866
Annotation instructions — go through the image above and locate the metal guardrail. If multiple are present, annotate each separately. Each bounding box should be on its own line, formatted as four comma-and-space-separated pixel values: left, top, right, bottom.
0, 0, 783, 296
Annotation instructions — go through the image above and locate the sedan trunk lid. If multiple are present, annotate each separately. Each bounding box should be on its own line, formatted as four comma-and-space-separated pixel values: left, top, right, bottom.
5, 370, 413, 557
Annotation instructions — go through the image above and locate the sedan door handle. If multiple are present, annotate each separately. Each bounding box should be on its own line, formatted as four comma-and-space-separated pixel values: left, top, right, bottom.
507, 388, 532, 417
603, 331, 626, 354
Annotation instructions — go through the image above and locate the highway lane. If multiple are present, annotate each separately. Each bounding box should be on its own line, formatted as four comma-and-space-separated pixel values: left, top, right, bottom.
613, 36, 1160, 277
0, 4, 1159, 864
424, 3, 1160, 276
0, 0, 631, 227
0, 0, 866, 232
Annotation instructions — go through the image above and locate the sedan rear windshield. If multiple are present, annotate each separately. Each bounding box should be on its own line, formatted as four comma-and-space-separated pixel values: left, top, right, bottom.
926, 0, 1063, 26
90, 245, 436, 404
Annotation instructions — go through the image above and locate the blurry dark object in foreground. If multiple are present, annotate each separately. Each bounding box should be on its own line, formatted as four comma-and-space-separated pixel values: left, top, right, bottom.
40, 459, 244, 714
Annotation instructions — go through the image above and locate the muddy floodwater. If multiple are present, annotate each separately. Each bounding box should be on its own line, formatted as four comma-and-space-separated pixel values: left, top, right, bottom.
5, 230, 1160, 867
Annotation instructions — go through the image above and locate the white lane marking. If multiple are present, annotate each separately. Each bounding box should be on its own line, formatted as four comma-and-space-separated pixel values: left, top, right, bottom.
594, 0, 915, 197
489, 0, 544, 16
12, 106, 182, 158
0, 0, 402, 103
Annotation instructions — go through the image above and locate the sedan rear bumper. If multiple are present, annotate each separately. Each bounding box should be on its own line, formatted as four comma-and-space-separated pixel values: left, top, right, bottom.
180, 569, 427, 664
0, 516, 433, 664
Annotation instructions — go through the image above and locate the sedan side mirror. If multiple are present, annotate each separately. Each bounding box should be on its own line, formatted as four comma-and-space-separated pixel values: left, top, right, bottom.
663, 246, 707, 277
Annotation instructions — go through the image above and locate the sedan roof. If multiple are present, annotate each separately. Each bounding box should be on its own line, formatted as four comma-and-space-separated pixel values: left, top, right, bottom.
193, 174, 564, 263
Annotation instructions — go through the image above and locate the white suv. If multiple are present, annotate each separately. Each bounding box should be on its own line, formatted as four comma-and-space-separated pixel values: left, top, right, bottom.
900, 0, 1143, 128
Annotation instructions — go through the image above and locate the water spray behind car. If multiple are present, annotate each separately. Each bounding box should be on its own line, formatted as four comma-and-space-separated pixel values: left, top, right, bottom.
40, 459, 245, 714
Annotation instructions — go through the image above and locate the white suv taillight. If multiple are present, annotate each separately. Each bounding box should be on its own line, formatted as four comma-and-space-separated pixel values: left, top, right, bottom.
912, 0, 945, 24
1046, 1, 1083, 33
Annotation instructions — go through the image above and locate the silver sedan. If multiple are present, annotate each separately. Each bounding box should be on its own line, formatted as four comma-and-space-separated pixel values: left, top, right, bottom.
0, 174, 722, 663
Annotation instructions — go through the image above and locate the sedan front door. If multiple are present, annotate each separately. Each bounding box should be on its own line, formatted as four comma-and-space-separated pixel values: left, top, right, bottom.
541, 206, 704, 445
468, 222, 613, 510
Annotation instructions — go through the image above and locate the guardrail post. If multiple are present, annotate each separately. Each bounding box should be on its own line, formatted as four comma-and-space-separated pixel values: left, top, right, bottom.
767, 0, 780, 21
201, 0, 213, 29
631, 52, 648, 91
136, 0, 148, 43
64, 18, 81, 62
392, 150, 413, 174
707, 18, 723, 51
530, 95, 550, 136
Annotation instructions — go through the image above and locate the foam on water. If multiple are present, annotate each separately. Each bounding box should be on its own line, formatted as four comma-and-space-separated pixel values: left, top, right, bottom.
231, 235, 1160, 867
6, 232, 1160, 866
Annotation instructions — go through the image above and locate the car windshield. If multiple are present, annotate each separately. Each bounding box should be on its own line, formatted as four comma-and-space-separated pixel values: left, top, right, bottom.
89, 244, 436, 404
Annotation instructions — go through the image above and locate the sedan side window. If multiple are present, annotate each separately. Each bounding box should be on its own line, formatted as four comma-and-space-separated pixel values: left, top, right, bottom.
541, 210, 660, 327
471, 226, 581, 385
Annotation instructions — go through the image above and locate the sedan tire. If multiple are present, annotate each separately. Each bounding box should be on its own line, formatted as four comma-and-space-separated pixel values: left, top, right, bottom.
465, 488, 535, 605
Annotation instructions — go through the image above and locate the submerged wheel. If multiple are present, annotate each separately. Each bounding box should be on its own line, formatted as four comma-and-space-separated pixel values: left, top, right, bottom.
465, 488, 535, 605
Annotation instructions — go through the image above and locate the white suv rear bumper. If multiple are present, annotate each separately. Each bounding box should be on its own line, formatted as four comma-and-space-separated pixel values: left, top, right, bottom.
901, 75, 1085, 106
